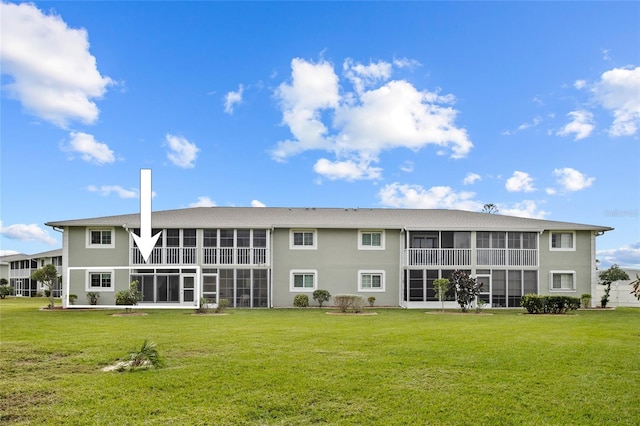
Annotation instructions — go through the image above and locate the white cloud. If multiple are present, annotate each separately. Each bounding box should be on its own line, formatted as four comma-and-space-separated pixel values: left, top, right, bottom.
189, 196, 216, 207
505, 171, 536, 192
378, 183, 482, 211
463, 172, 482, 185
87, 185, 137, 198
166, 134, 199, 168
271, 58, 340, 161
224, 84, 244, 114
517, 116, 542, 131
65, 132, 115, 165
393, 57, 421, 70
0, 2, 112, 127
251, 200, 266, 208
0, 250, 21, 257
592, 66, 640, 137
400, 161, 414, 173
271, 57, 472, 179
313, 158, 382, 181
597, 242, 640, 269
553, 167, 595, 191
574, 80, 587, 90
343, 58, 392, 94
0, 221, 57, 245
557, 110, 595, 140
499, 200, 548, 219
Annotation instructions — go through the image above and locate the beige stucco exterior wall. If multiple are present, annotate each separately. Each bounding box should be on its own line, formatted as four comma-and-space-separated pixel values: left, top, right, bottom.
66, 226, 131, 304
538, 230, 594, 296
271, 228, 402, 307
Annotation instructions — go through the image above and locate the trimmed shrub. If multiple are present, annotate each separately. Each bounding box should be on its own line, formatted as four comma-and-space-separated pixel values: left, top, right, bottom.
580, 293, 592, 309
86, 292, 100, 305
520, 294, 581, 314
293, 294, 309, 308
352, 296, 365, 313
333, 294, 365, 313
215, 298, 230, 313
521, 294, 545, 314
115, 281, 142, 312
196, 297, 210, 314
0, 285, 14, 299
312, 289, 331, 308
367, 296, 376, 307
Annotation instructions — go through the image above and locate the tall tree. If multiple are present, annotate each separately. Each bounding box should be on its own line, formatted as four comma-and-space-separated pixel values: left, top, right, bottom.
482, 203, 499, 214
599, 264, 629, 308
31, 264, 59, 309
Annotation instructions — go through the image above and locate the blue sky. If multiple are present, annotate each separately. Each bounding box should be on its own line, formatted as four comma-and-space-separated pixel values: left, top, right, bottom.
1, 1, 639, 267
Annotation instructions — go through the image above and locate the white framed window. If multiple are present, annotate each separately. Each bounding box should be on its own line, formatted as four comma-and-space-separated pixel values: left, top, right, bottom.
358, 230, 385, 250
290, 270, 317, 292
86, 228, 115, 249
550, 271, 576, 292
86, 270, 114, 292
290, 230, 317, 250
550, 231, 575, 251
358, 270, 385, 292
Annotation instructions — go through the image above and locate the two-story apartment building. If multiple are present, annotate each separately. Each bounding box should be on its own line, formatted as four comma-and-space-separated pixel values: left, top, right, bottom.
0, 249, 63, 297
45, 207, 612, 309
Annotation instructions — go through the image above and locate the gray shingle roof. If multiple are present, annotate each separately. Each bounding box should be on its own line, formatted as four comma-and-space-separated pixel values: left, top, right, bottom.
45, 207, 613, 232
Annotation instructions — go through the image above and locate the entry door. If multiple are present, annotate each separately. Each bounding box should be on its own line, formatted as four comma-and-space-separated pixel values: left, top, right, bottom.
477, 275, 491, 305
182, 275, 196, 305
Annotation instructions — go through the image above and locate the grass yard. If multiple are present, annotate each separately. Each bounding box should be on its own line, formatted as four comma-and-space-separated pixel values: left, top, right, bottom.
1, 298, 639, 425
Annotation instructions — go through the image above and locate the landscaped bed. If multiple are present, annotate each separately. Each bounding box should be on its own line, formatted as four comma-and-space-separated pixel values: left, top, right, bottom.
1, 297, 639, 425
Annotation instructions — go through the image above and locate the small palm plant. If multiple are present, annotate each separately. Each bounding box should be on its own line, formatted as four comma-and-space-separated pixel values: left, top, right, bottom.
128, 340, 163, 369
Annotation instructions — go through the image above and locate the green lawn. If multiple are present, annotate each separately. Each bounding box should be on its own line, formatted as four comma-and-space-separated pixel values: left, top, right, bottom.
1, 298, 639, 425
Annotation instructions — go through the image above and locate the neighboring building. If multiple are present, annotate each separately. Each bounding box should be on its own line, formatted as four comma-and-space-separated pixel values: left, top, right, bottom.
0, 250, 63, 297
45, 207, 612, 309
594, 267, 640, 308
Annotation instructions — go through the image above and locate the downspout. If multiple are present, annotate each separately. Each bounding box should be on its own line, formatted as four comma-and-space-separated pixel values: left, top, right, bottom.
269, 227, 274, 308
592, 231, 605, 307
400, 227, 407, 308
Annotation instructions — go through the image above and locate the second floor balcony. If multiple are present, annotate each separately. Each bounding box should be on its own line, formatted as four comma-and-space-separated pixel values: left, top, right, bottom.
131, 246, 269, 266
405, 248, 538, 267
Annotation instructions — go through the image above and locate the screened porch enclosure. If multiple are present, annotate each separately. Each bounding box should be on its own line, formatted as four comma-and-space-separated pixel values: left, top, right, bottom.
217, 268, 269, 308
403, 269, 538, 308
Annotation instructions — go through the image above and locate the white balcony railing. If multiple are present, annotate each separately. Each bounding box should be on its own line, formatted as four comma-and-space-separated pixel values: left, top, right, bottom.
406, 249, 472, 266
9, 269, 32, 278
131, 246, 269, 266
405, 248, 538, 267
477, 249, 538, 267
131, 247, 198, 265
202, 247, 268, 265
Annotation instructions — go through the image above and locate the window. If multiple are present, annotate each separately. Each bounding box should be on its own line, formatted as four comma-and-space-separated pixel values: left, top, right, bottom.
290, 230, 316, 249
359, 270, 385, 292
359, 231, 384, 249
183, 229, 196, 247
290, 270, 317, 291
477, 231, 506, 249
86, 270, 114, 291
87, 228, 114, 248
550, 271, 575, 291
166, 229, 180, 247
550, 232, 575, 251
203, 229, 217, 247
